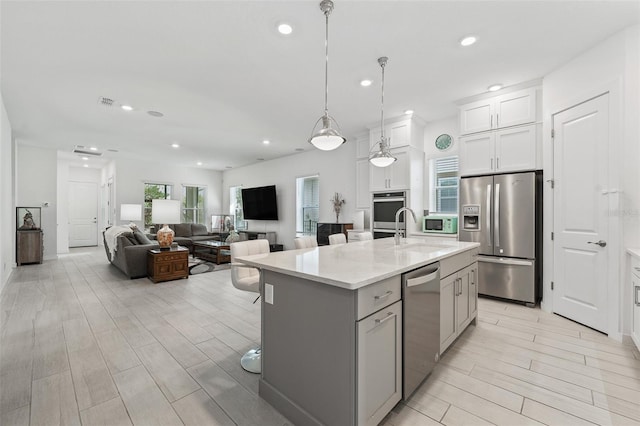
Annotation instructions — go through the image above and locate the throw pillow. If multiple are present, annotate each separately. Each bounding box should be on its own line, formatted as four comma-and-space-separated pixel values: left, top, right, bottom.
191, 223, 209, 236
133, 228, 153, 245
175, 223, 192, 237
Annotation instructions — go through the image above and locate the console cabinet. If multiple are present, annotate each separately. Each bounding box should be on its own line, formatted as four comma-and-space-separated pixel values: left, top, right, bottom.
317, 223, 353, 246
16, 230, 43, 265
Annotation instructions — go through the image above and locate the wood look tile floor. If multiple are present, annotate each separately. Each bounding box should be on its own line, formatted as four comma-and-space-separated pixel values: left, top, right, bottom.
1, 247, 639, 426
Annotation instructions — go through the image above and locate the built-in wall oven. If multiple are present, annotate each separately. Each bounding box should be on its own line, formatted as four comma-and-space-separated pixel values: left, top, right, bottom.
372, 191, 406, 239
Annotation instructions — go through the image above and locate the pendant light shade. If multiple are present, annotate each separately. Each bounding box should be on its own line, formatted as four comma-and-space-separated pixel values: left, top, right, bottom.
369, 56, 396, 167
309, 0, 346, 151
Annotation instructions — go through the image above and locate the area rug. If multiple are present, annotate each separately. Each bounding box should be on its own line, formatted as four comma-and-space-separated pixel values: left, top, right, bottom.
188, 258, 231, 275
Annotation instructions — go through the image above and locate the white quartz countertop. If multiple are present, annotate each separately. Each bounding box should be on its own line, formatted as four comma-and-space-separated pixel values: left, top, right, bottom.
628, 248, 640, 259
235, 237, 480, 290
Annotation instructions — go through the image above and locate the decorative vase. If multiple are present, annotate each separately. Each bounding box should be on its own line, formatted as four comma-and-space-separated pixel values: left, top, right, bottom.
336, 213, 340, 223
156, 224, 175, 250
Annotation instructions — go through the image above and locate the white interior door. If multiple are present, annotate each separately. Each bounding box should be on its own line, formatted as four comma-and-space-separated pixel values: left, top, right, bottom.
69, 181, 98, 247
552, 94, 609, 333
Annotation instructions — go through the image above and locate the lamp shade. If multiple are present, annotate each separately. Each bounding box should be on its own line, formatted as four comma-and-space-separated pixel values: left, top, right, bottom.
120, 204, 142, 221
309, 115, 346, 151
152, 199, 180, 224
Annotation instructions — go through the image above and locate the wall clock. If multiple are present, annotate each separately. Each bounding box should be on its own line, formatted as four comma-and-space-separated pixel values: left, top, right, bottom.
435, 134, 453, 151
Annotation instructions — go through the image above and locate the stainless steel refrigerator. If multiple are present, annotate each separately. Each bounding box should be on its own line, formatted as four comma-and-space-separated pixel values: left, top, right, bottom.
459, 171, 542, 306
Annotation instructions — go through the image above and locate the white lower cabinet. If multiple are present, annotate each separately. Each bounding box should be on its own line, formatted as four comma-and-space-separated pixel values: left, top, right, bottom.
631, 253, 640, 350
440, 262, 478, 353
357, 300, 402, 426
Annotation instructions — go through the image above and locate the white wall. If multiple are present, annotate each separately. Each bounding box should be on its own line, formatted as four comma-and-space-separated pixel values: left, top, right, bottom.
222, 142, 357, 249
0, 92, 15, 292
16, 144, 57, 260
114, 157, 223, 230
422, 116, 459, 214
542, 25, 639, 338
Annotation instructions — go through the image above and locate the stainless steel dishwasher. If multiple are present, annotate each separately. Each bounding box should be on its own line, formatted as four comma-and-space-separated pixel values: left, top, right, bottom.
402, 261, 440, 399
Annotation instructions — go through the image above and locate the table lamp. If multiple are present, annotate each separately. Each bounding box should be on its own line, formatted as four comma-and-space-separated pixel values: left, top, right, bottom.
152, 199, 180, 250
120, 204, 142, 227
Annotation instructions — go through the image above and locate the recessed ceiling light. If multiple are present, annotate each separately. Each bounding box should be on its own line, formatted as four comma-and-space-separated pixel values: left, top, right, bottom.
360, 79, 373, 87
460, 36, 477, 47
277, 23, 293, 35
404, 109, 414, 115
121, 105, 133, 111
488, 84, 503, 92
81, 157, 89, 161
197, 161, 203, 166
262, 140, 270, 145
171, 143, 180, 148
89, 147, 98, 151
83, 164, 89, 168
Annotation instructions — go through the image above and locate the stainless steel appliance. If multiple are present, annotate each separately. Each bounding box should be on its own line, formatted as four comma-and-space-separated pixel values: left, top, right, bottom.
372, 191, 406, 239
402, 262, 440, 399
459, 171, 542, 306
423, 215, 458, 234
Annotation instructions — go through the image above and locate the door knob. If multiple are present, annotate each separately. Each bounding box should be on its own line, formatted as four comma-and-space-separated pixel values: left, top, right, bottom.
587, 240, 607, 247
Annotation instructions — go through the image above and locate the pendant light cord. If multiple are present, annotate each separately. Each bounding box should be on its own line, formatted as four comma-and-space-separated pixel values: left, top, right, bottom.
324, 11, 329, 115
380, 60, 385, 143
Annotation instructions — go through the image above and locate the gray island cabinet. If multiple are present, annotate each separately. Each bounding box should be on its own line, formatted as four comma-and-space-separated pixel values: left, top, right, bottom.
236, 238, 480, 426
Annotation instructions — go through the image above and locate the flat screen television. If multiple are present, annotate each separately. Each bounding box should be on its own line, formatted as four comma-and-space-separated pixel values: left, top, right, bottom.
241, 185, 278, 220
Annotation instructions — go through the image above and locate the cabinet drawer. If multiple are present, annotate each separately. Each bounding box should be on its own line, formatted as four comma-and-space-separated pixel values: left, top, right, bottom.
157, 252, 188, 262
356, 276, 401, 320
440, 248, 479, 278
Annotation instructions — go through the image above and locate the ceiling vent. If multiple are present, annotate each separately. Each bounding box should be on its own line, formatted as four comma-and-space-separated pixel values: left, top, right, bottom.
97, 96, 114, 107
73, 145, 103, 156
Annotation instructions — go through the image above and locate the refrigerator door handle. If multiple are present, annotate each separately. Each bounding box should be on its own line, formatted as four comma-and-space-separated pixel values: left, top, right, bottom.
478, 256, 533, 267
495, 183, 500, 248
486, 184, 492, 247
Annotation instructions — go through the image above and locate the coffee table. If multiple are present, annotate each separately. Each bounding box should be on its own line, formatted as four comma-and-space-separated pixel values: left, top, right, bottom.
193, 240, 231, 264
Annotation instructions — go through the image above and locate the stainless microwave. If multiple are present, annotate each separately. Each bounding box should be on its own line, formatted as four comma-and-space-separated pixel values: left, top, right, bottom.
423, 215, 458, 234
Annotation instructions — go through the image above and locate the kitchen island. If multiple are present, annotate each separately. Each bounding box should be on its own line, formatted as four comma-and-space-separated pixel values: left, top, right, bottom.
236, 237, 480, 426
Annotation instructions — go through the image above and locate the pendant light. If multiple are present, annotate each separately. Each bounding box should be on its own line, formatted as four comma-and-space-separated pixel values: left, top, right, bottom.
308, 0, 346, 151
369, 56, 396, 167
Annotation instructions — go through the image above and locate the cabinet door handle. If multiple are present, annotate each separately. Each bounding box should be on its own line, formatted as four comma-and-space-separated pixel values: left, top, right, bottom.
491, 115, 493, 128
635, 286, 640, 306
491, 158, 494, 170
375, 312, 396, 326
374, 290, 393, 300
497, 113, 499, 127
496, 157, 500, 170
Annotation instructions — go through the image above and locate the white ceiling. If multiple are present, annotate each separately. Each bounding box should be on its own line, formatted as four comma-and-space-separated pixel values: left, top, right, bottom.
2, 1, 639, 170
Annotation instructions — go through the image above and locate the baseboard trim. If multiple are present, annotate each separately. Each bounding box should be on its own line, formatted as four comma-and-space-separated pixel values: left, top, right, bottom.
259, 379, 323, 426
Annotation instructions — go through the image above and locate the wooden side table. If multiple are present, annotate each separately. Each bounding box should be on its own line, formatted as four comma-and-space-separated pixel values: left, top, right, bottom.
147, 246, 189, 283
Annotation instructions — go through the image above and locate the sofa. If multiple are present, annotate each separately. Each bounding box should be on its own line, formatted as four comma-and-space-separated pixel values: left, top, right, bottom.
103, 228, 159, 279
104, 223, 221, 279
149, 223, 223, 254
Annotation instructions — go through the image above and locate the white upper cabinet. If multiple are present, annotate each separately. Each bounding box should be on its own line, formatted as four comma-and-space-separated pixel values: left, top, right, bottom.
368, 118, 423, 151
459, 124, 538, 176
459, 88, 537, 135
369, 148, 411, 191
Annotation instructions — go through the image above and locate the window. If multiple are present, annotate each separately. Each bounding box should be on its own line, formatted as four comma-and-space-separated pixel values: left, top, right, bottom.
182, 185, 205, 224
229, 185, 245, 230
431, 156, 459, 214
296, 175, 319, 236
144, 183, 172, 228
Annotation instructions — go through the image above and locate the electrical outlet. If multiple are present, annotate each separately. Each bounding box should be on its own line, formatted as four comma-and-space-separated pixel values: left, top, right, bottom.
265, 283, 274, 305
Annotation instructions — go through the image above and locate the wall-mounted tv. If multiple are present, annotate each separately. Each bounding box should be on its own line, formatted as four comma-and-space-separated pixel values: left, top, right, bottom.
242, 185, 278, 220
